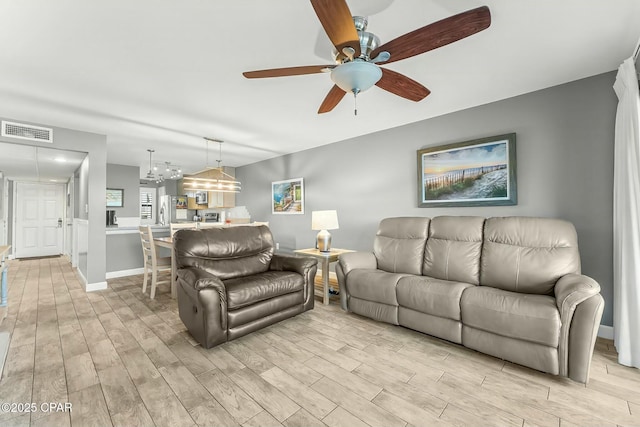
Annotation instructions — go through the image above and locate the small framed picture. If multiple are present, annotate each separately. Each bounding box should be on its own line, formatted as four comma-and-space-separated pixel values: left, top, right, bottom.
106, 188, 124, 207
417, 133, 517, 207
272, 178, 304, 214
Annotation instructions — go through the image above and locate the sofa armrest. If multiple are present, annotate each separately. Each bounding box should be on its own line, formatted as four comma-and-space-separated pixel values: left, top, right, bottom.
270, 254, 318, 276
337, 252, 377, 276
555, 273, 601, 313
270, 254, 318, 311
177, 267, 225, 291
336, 252, 377, 312
555, 273, 603, 381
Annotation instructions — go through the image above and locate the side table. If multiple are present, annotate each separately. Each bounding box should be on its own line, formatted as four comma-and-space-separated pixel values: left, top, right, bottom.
293, 248, 354, 305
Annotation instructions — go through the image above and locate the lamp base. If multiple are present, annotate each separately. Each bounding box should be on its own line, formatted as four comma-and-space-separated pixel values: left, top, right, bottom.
317, 230, 332, 252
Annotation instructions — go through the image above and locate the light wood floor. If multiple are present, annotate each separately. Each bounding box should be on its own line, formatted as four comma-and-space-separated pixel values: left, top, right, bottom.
0, 257, 638, 427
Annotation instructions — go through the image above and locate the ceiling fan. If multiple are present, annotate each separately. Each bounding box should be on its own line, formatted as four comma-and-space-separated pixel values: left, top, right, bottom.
243, 0, 491, 114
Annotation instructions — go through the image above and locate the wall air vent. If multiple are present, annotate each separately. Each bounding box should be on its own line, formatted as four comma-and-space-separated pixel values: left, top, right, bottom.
1, 121, 53, 143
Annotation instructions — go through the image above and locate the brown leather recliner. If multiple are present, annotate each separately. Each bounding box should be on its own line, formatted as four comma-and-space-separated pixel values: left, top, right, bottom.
174, 225, 317, 349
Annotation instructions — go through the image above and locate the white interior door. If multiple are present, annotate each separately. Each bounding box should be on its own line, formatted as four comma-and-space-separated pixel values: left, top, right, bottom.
15, 182, 64, 258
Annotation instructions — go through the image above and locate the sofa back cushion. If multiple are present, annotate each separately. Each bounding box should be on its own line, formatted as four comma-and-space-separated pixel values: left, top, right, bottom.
423, 216, 485, 285
480, 217, 581, 295
374, 217, 430, 275
174, 225, 274, 280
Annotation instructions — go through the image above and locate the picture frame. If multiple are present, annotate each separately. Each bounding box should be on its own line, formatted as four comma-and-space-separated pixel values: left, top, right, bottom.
106, 188, 124, 207
175, 195, 187, 209
417, 133, 517, 207
272, 178, 304, 214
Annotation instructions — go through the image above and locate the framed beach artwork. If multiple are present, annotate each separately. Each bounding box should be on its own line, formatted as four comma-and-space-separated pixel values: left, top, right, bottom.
417, 133, 517, 207
106, 188, 124, 207
272, 178, 304, 214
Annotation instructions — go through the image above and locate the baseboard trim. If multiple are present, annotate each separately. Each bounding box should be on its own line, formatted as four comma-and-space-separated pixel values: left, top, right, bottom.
75, 268, 87, 286
106, 267, 144, 279
86, 281, 108, 292
598, 324, 614, 340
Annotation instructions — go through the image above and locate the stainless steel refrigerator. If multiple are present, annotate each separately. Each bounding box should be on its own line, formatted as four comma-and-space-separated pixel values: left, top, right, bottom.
159, 195, 195, 225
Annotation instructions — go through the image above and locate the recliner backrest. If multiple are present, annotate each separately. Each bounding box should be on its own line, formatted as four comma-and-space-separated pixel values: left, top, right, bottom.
374, 217, 430, 275
174, 225, 274, 280
480, 217, 581, 295
423, 216, 485, 285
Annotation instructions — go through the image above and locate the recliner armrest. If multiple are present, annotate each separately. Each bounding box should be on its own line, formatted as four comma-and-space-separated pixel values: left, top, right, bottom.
177, 267, 225, 291
555, 273, 600, 314
270, 254, 317, 311
337, 252, 377, 276
269, 254, 318, 275
554, 273, 602, 380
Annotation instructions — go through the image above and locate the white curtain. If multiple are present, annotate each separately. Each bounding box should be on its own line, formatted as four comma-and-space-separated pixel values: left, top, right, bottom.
613, 56, 640, 368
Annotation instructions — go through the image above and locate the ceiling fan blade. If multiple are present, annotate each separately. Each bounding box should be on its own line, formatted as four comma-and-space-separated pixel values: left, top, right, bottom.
376, 68, 430, 102
243, 65, 334, 79
318, 85, 346, 114
310, 0, 361, 59
371, 6, 491, 65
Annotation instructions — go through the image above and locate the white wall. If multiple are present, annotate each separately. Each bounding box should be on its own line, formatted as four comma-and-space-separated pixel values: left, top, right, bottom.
237, 71, 617, 326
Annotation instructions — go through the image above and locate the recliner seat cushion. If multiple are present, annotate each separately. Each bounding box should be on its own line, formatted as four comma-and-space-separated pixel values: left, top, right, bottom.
397, 276, 472, 321
461, 286, 561, 347
480, 217, 581, 295
224, 271, 303, 310
423, 216, 485, 285
347, 269, 407, 306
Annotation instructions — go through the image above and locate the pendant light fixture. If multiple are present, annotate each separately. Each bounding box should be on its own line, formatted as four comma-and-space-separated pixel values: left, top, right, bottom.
145, 149, 156, 179
182, 138, 241, 193
145, 149, 182, 183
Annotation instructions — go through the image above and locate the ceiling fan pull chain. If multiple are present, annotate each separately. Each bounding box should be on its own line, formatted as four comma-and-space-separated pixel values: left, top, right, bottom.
354, 89, 358, 116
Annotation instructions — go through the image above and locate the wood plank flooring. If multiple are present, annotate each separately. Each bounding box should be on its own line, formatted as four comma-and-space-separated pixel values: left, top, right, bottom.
0, 257, 637, 427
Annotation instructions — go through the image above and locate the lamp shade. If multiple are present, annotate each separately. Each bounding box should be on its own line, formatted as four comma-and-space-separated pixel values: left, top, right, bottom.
311, 210, 339, 231
330, 61, 382, 94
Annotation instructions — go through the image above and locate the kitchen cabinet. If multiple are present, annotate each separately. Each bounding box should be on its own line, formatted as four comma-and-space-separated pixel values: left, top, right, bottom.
208, 190, 235, 208
187, 197, 207, 210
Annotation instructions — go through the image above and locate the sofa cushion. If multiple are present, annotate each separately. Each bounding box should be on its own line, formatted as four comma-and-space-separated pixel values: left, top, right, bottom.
480, 217, 581, 295
174, 225, 274, 280
224, 271, 303, 310
461, 286, 561, 347
423, 216, 485, 285
347, 269, 408, 306
397, 276, 473, 321
374, 217, 430, 275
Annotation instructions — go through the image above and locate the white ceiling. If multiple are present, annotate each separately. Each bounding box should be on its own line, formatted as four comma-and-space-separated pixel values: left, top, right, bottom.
0, 0, 638, 179
0, 142, 86, 182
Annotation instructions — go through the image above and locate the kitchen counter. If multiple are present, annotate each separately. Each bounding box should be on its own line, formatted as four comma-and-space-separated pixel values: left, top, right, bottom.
106, 226, 171, 277
106, 225, 170, 235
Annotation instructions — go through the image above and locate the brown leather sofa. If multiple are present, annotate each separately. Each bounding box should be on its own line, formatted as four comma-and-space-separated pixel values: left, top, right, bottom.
336, 216, 604, 383
174, 225, 317, 349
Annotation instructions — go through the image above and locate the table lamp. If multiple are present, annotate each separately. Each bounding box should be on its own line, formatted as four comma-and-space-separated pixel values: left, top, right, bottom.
312, 210, 339, 252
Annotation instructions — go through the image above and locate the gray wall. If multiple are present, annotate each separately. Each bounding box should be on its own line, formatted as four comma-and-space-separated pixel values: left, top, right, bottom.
77, 156, 90, 220
106, 229, 170, 273
237, 71, 617, 326
0, 118, 107, 286
163, 180, 178, 196
107, 163, 140, 217
76, 156, 90, 279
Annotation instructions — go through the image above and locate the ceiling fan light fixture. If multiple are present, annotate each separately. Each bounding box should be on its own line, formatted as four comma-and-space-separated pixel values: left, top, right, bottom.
330, 61, 382, 94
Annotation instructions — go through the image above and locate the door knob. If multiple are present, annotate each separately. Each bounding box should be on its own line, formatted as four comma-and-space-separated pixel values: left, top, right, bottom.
57, 218, 63, 228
